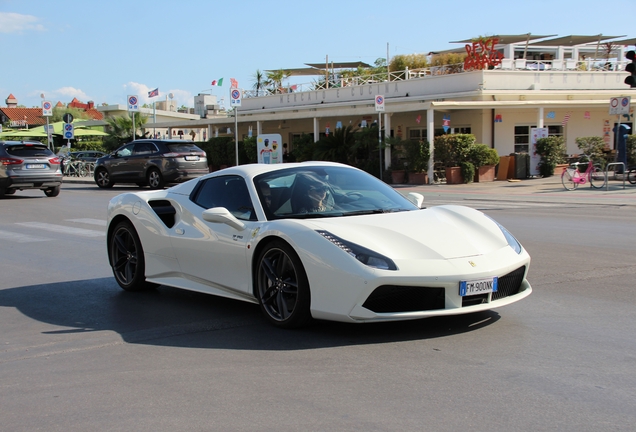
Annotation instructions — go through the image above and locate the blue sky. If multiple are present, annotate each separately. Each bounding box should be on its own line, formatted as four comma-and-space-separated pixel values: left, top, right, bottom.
2, 0, 635, 110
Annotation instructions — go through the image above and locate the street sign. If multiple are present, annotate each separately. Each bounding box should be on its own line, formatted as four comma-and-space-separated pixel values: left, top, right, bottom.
609, 96, 631, 115
127, 95, 139, 112
44, 124, 54, 138
63, 123, 74, 139
375, 95, 385, 112
230, 88, 242, 107
42, 101, 53, 117
63, 113, 74, 123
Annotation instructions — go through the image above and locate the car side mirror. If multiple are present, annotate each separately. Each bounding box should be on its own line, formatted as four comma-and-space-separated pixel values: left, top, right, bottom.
202, 207, 246, 231
407, 192, 425, 208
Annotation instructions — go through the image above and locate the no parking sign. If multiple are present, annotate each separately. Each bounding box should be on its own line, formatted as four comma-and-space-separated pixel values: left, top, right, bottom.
64, 123, 74, 139
230, 88, 242, 107
375, 95, 385, 112
42, 100, 53, 116
127, 95, 139, 112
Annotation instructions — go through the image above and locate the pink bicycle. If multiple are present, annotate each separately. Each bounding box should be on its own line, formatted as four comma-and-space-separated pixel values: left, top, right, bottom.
561, 158, 606, 190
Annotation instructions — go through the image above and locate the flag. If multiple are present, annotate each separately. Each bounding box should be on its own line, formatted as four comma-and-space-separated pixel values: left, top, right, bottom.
211, 78, 224, 86
148, 88, 159, 98
562, 112, 571, 126
230, 78, 238, 88
416, 114, 421, 124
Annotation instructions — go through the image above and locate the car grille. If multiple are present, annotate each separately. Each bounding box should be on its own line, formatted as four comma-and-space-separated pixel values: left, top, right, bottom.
362, 286, 445, 313
492, 266, 526, 301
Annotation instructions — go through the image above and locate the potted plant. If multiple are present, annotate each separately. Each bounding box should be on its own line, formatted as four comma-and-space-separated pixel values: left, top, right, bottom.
433, 134, 475, 184
535, 136, 566, 177
404, 139, 430, 184
468, 143, 499, 182
385, 136, 406, 184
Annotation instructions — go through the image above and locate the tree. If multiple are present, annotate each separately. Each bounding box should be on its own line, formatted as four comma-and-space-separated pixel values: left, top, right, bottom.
103, 114, 149, 150
252, 69, 265, 95
51, 107, 91, 122
314, 125, 357, 164
265, 69, 290, 94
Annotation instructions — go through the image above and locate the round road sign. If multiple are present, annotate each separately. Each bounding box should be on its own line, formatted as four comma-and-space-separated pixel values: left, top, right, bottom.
43, 101, 52, 110
128, 96, 138, 105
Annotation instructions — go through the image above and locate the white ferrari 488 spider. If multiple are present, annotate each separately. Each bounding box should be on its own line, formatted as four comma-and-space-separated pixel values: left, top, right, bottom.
106, 162, 531, 328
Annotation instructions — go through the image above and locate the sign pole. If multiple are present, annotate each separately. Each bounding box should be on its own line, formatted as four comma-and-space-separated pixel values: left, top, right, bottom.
46, 116, 51, 150
132, 112, 136, 141
234, 107, 239, 166
378, 112, 382, 179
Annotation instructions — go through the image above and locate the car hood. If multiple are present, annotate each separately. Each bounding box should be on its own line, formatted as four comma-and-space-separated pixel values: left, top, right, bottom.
298, 205, 509, 260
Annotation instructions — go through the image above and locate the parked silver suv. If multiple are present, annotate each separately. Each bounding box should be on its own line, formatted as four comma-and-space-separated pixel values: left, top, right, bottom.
0, 140, 63, 198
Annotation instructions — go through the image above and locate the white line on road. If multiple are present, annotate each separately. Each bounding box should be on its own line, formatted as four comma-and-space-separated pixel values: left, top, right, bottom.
66, 218, 107, 227
0, 230, 51, 243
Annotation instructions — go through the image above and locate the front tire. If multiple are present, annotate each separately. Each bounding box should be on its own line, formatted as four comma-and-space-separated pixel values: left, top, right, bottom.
95, 168, 114, 188
589, 167, 606, 189
561, 168, 577, 190
255, 240, 312, 328
147, 168, 164, 189
109, 221, 152, 291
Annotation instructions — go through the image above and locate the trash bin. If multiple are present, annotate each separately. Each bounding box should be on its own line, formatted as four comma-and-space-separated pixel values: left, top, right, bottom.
513, 152, 529, 179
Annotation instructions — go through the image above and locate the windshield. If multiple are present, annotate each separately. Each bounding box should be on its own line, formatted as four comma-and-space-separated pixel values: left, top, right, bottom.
254, 165, 418, 220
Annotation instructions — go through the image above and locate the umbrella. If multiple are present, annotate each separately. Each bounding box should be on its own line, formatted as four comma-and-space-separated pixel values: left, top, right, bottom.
72, 128, 109, 137
0, 129, 48, 138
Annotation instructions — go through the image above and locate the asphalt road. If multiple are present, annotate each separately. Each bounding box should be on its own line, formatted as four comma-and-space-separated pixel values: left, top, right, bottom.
0, 181, 634, 432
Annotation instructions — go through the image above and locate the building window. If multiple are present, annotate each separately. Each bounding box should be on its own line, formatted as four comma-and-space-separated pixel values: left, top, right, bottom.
408, 127, 457, 141
514, 125, 563, 153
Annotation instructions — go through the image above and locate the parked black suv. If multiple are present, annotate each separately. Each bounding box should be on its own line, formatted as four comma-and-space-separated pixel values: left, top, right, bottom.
0, 140, 63, 198
94, 139, 208, 189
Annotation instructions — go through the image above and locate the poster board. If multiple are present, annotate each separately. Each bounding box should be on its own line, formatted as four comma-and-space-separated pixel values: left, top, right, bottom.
257, 134, 282, 164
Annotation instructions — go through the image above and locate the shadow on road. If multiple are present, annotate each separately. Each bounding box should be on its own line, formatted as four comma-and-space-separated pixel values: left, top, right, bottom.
0, 278, 500, 351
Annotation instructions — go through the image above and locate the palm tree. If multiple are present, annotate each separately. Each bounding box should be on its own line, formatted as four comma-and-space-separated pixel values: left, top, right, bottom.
265, 69, 290, 94
314, 125, 357, 164
252, 69, 265, 95
104, 114, 148, 150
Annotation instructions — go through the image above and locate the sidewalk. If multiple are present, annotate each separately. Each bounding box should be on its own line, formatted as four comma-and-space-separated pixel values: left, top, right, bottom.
63, 174, 636, 206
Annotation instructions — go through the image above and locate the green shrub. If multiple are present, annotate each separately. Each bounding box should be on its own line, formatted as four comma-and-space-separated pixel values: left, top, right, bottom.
459, 161, 475, 183
626, 135, 636, 167
575, 136, 608, 168
535, 136, 566, 177
469, 143, 499, 167
433, 134, 476, 167
403, 139, 430, 172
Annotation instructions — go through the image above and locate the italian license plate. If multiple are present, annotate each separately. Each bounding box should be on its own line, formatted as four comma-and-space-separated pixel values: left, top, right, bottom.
184, 155, 199, 161
26, 164, 46, 169
460, 277, 498, 296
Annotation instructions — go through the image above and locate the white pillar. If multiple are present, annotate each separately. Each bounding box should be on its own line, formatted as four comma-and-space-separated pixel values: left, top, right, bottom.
257, 121, 262, 136
313, 117, 320, 142
538, 107, 544, 128
384, 113, 391, 169
427, 108, 435, 181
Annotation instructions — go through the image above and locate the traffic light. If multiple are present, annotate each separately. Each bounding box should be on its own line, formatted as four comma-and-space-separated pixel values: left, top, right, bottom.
626, 50, 636, 88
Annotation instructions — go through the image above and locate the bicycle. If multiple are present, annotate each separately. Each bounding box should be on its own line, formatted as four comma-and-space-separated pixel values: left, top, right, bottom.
63, 159, 88, 177
561, 158, 606, 190
628, 167, 636, 185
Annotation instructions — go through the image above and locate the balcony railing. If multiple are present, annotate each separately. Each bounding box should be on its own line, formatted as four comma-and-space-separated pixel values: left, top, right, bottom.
241, 59, 628, 99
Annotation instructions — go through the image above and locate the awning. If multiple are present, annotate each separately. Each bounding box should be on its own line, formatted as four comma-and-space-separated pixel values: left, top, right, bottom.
529, 34, 625, 46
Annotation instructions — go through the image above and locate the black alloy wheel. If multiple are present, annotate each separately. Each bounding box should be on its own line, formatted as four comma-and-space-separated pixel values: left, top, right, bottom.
95, 168, 114, 188
255, 240, 312, 328
109, 221, 151, 291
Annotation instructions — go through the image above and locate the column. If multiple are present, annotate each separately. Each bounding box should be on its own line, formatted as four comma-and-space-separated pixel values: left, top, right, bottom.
427, 108, 435, 181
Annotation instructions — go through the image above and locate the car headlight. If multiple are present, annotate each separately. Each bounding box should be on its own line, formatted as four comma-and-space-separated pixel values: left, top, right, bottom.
316, 230, 397, 270
486, 216, 522, 254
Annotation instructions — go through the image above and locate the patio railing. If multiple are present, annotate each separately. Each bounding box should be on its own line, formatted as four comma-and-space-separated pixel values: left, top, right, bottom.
241, 59, 629, 99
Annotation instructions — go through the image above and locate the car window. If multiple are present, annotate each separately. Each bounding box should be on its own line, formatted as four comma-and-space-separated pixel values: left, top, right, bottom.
116, 144, 134, 157
133, 143, 156, 155
192, 175, 256, 221
254, 166, 418, 220
167, 143, 202, 153
5, 144, 53, 157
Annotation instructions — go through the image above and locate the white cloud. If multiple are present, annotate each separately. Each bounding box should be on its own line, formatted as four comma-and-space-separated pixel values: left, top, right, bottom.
53, 87, 91, 102
0, 12, 45, 33
123, 82, 193, 107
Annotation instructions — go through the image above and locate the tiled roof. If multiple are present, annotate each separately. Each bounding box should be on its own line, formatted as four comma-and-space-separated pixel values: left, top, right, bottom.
84, 108, 103, 120
0, 107, 46, 126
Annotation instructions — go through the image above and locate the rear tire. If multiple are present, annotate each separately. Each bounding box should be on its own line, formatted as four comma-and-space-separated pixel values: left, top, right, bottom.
44, 186, 60, 197
109, 221, 153, 291
561, 168, 577, 190
95, 168, 114, 188
628, 169, 636, 185
589, 167, 606, 189
147, 168, 164, 189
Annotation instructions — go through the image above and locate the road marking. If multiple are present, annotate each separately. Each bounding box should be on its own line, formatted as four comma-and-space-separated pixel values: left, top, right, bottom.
0, 230, 51, 243
16, 222, 105, 237
66, 218, 107, 227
